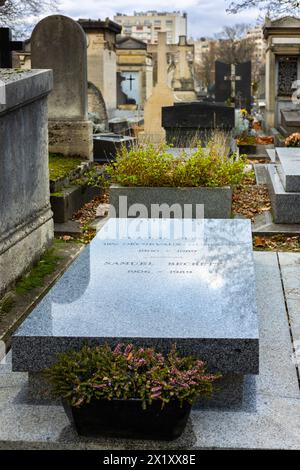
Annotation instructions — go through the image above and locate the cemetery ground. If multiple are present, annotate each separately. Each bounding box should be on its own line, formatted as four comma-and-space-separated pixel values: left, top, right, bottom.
3, 11, 300, 452
1, 145, 300, 449
2, 150, 300, 351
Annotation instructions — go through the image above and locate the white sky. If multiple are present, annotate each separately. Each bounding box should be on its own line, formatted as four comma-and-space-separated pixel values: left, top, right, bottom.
57, 0, 261, 37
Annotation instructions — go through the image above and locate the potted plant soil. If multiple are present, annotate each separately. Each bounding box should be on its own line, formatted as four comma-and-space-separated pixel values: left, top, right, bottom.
45, 343, 220, 441
105, 137, 246, 219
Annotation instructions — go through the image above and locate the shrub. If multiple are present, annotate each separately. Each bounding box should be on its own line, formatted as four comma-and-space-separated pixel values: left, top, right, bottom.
236, 135, 256, 146
285, 133, 300, 148
106, 142, 246, 188
45, 344, 221, 409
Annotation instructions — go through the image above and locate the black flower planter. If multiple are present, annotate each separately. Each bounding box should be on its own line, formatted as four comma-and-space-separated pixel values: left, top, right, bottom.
63, 399, 192, 441
238, 144, 257, 155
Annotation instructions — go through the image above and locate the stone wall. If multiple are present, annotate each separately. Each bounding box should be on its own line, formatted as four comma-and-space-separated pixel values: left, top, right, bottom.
0, 69, 54, 295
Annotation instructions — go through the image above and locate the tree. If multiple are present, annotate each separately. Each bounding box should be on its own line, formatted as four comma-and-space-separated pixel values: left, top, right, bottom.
195, 41, 218, 91
227, 0, 300, 16
216, 23, 255, 64
0, 0, 59, 37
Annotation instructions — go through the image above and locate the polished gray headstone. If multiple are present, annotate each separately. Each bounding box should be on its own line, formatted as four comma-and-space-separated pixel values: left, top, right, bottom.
1, 253, 299, 450
12, 219, 259, 374
267, 164, 300, 223
276, 148, 300, 192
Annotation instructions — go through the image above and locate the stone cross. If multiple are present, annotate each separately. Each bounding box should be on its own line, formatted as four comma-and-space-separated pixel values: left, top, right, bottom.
0, 28, 23, 68
224, 64, 241, 100
141, 31, 174, 144
157, 31, 168, 85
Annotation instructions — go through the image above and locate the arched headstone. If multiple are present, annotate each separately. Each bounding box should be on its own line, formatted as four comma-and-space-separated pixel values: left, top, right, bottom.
31, 15, 93, 159
87, 81, 109, 131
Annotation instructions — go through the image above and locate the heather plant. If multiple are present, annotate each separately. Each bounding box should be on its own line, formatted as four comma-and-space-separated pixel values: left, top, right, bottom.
106, 139, 245, 188
45, 344, 221, 409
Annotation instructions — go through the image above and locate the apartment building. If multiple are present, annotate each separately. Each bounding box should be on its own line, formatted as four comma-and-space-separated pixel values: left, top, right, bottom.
114, 11, 187, 44
246, 26, 266, 62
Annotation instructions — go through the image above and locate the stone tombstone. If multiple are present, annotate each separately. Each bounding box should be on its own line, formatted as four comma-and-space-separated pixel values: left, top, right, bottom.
148, 35, 196, 102
263, 17, 300, 130
140, 32, 174, 144
215, 61, 252, 111
267, 147, 300, 223
162, 101, 235, 146
0, 69, 54, 295
12, 218, 259, 408
280, 108, 300, 136
87, 81, 109, 132
215, 61, 231, 103
31, 15, 93, 159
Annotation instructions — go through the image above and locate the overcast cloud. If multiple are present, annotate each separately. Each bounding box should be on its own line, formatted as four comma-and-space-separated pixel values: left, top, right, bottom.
57, 0, 261, 38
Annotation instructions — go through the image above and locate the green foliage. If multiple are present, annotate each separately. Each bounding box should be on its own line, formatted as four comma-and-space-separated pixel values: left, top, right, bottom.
106, 142, 246, 188
45, 344, 221, 409
0, 293, 15, 317
237, 135, 256, 146
49, 154, 83, 181
73, 167, 106, 189
15, 250, 61, 295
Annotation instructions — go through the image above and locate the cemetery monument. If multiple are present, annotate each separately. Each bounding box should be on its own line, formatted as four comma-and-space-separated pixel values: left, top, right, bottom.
215, 60, 252, 111
264, 16, 300, 131
0, 69, 54, 295
12, 218, 259, 408
140, 32, 174, 143
31, 15, 93, 160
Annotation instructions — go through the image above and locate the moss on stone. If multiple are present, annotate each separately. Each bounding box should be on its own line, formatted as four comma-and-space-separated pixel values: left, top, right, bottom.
49, 153, 83, 181
15, 249, 62, 295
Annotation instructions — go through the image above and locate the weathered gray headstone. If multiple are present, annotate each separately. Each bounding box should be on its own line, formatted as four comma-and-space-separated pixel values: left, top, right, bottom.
0, 69, 54, 295
31, 15, 93, 159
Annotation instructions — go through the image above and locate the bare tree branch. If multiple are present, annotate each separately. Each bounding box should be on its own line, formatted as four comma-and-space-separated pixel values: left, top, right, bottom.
227, 0, 300, 17
216, 23, 255, 64
195, 41, 218, 90
0, 0, 59, 37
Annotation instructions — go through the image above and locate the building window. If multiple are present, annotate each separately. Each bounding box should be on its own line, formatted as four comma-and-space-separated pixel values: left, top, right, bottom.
278, 56, 298, 96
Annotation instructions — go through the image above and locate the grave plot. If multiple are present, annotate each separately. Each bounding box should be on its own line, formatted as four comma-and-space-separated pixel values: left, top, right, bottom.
12, 218, 259, 407
267, 148, 300, 223
49, 154, 104, 224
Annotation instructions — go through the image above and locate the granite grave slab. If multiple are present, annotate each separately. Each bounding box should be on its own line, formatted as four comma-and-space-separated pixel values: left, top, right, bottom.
12, 218, 259, 391
267, 147, 300, 223
215, 61, 251, 111
1, 253, 299, 449
93, 133, 136, 163
276, 148, 300, 192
